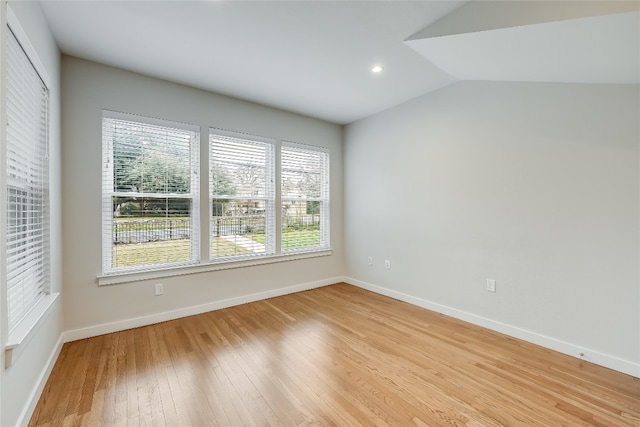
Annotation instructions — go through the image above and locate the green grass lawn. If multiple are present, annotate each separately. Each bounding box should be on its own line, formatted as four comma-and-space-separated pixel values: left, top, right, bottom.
252, 229, 320, 250
112, 237, 250, 268
112, 229, 320, 269
113, 239, 192, 268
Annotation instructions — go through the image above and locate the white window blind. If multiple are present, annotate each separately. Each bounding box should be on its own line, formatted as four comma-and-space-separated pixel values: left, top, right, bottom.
281, 143, 329, 252
5, 26, 50, 332
209, 129, 275, 260
102, 112, 200, 273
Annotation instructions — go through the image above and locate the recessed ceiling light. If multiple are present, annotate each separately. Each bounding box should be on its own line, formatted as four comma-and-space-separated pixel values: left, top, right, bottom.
371, 65, 384, 73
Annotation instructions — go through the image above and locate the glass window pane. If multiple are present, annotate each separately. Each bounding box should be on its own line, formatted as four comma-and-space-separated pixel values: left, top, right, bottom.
281, 143, 329, 253
209, 130, 275, 260
102, 112, 199, 274
281, 201, 321, 251
211, 199, 268, 258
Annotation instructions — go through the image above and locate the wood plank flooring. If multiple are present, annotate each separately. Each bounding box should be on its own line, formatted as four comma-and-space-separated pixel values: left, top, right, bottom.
29, 283, 639, 426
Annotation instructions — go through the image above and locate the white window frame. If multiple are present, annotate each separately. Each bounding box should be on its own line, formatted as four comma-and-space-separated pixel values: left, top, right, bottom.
101, 110, 201, 275
281, 141, 330, 253
209, 128, 276, 262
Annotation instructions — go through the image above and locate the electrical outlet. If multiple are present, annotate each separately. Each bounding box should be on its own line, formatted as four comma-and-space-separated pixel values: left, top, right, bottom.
368, 256, 373, 266
155, 283, 164, 296
487, 279, 496, 293
385, 260, 391, 269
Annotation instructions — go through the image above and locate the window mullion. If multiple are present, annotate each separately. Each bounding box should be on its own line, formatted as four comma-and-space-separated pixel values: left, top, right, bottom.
199, 127, 209, 262
275, 141, 282, 255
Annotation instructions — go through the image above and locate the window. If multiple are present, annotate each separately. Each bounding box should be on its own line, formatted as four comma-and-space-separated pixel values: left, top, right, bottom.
209, 130, 275, 260
102, 112, 200, 274
281, 143, 329, 252
5, 26, 50, 332
100, 118, 330, 283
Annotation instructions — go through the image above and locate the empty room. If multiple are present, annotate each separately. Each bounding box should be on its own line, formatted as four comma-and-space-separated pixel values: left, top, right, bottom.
0, 0, 638, 425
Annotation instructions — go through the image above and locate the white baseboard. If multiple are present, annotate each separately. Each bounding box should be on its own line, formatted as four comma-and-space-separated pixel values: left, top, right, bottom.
16, 333, 64, 427
344, 277, 639, 378
64, 277, 341, 343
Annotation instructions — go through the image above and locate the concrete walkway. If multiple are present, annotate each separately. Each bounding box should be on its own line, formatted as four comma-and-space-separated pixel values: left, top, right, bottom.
220, 235, 265, 252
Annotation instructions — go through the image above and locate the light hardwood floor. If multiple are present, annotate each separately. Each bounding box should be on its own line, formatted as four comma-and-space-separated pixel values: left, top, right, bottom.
30, 283, 639, 426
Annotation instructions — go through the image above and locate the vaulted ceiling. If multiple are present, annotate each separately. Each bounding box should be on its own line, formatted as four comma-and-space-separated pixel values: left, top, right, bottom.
38, 1, 639, 125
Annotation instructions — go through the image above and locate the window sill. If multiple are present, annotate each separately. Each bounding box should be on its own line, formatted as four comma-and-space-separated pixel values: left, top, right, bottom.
5, 292, 60, 368
97, 248, 333, 286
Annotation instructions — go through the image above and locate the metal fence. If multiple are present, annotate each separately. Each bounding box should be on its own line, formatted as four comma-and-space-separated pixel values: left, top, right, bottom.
211, 216, 265, 237
113, 214, 321, 244
283, 214, 319, 229
113, 218, 190, 244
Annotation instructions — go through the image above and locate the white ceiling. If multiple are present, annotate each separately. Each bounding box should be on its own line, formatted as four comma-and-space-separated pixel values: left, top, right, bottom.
38, 0, 464, 124
405, 11, 640, 84
37, 1, 640, 125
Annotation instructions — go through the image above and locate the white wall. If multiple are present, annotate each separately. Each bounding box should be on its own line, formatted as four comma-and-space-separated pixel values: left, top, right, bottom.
1, 1, 64, 426
61, 57, 344, 335
344, 81, 639, 375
